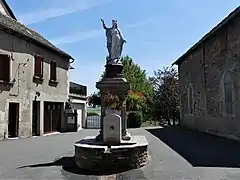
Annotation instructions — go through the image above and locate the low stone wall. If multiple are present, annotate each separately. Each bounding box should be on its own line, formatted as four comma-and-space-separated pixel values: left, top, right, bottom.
74, 136, 148, 173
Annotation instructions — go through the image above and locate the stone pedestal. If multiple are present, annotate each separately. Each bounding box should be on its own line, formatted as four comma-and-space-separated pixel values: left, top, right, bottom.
74, 136, 148, 173
105, 63, 124, 78
95, 65, 131, 141
74, 60, 149, 173
95, 62, 131, 141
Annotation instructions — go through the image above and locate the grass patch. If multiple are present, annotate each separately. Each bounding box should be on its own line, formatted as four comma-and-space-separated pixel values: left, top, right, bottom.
87, 107, 101, 115
87, 112, 100, 116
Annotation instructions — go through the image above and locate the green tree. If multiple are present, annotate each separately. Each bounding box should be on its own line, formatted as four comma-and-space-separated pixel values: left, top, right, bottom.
100, 56, 153, 96
122, 56, 153, 96
89, 56, 153, 117
149, 66, 180, 125
88, 92, 101, 108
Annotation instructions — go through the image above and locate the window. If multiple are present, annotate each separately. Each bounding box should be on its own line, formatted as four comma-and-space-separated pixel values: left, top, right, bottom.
50, 60, 57, 81
223, 72, 233, 116
188, 84, 194, 114
34, 54, 43, 78
0, 54, 10, 82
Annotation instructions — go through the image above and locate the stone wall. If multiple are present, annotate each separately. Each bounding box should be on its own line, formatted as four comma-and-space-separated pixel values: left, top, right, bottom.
0, 29, 70, 139
178, 12, 240, 140
75, 145, 148, 173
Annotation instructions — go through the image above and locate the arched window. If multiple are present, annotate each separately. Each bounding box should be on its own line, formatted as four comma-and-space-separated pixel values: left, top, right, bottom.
223, 72, 233, 115
188, 84, 194, 114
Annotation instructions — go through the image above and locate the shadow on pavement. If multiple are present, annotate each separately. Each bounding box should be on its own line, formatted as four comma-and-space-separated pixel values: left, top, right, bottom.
17, 156, 133, 176
146, 126, 240, 168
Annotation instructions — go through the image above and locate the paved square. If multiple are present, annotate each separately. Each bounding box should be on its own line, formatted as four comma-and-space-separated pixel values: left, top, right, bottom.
1, 127, 240, 179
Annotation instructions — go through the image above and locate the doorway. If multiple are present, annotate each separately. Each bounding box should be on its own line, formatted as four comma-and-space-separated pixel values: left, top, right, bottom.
32, 101, 40, 136
44, 102, 62, 134
8, 102, 19, 138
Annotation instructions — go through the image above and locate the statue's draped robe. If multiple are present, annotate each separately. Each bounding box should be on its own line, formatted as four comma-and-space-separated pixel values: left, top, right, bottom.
111, 28, 124, 60
105, 26, 125, 60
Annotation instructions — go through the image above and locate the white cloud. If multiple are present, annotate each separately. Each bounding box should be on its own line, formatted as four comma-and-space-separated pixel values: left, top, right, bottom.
18, 0, 113, 25
49, 29, 102, 46
126, 17, 157, 28
49, 17, 159, 46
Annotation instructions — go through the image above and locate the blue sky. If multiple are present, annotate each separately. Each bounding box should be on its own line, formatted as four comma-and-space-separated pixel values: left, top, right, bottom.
7, 0, 240, 95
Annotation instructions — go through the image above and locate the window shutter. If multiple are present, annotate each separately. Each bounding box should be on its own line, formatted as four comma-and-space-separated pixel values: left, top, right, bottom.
0, 55, 4, 80
4, 55, 10, 82
0, 54, 10, 82
50, 60, 56, 81
35, 55, 43, 77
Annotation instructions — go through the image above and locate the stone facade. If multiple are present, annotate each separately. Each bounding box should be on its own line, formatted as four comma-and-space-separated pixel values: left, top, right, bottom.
173, 7, 240, 140
74, 136, 148, 173
0, 29, 71, 140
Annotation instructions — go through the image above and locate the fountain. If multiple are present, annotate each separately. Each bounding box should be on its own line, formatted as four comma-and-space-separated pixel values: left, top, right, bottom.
74, 19, 148, 173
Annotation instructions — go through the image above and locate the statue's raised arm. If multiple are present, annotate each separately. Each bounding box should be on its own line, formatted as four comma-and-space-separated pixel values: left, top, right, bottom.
101, 19, 112, 59
101, 19, 108, 30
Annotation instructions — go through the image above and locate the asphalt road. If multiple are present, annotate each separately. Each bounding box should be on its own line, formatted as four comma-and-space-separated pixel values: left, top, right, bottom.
1, 127, 240, 179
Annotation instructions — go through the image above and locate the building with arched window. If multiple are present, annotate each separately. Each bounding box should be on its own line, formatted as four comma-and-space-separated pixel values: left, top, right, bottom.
173, 6, 240, 140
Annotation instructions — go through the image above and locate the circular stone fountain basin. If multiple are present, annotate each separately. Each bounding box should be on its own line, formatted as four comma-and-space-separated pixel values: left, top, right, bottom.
74, 136, 148, 173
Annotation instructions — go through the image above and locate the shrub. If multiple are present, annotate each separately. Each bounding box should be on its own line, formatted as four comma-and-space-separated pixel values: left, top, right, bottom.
127, 90, 146, 111
127, 111, 142, 128
87, 112, 99, 116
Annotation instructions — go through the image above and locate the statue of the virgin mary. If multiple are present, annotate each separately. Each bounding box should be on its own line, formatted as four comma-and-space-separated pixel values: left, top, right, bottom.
101, 19, 126, 63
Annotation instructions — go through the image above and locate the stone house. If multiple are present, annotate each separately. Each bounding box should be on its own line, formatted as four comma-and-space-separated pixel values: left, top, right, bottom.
0, 0, 74, 139
173, 6, 240, 140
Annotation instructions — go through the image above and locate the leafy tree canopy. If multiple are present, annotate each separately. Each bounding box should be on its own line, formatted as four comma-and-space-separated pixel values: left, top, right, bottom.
89, 55, 153, 108
149, 66, 180, 125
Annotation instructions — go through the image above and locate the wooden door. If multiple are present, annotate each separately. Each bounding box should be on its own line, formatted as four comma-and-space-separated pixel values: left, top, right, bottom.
8, 103, 19, 138
52, 103, 61, 132
32, 101, 40, 136
44, 102, 62, 133
44, 102, 52, 133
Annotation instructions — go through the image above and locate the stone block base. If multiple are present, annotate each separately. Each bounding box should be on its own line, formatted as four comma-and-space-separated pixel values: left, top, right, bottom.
74, 136, 148, 173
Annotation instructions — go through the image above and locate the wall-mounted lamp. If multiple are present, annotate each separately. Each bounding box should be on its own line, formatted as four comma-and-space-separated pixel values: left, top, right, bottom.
34, 91, 41, 101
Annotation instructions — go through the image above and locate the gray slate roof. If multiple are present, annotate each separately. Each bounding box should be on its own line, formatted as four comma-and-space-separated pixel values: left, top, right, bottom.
0, 12, 73, 60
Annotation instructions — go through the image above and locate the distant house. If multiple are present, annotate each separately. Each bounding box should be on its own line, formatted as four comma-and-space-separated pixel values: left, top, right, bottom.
0, 0, 74, 139
67, 82, 87, 130
173, 6, 240, 140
